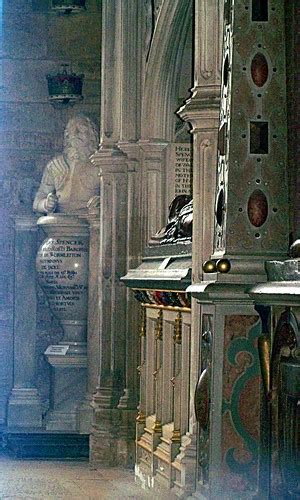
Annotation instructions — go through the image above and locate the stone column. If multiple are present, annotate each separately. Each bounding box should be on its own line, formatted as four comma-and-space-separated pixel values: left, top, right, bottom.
89, 0, 142, 466
90, 149, 131, 464
78, 200, 100, 433
7, 215, 42, 429
139, 140, 169, 246
117, 142, 141, 413
176, 0, 223, 477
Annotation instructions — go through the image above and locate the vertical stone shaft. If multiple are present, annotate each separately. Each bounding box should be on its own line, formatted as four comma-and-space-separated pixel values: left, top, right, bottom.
139, 141, 169, 246
100, 158, 128, 404
178, 0, 223, 435
90, 0, 142, 465
86, 209, 101, 398
99, 0, 121, 147
7, 216, 42, 429
77, 206, 100, 433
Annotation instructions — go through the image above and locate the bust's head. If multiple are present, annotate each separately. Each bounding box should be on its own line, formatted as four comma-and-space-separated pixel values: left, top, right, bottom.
63, 115, 99, 164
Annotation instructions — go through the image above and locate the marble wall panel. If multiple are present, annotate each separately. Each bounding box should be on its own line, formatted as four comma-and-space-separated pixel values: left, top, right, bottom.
2, 14, 48, 59
1, 60, 67, 102
47, 15, 101, 60
3, 0, 33, 13
0, 103, 60, 133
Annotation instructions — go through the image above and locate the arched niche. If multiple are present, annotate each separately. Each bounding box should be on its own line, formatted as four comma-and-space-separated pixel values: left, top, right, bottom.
141, 0, 193, 142
141, 0, 193, 225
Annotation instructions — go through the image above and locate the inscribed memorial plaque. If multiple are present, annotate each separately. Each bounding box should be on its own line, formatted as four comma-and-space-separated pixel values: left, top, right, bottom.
173, 143, 192, 196
36, 236, 88, 320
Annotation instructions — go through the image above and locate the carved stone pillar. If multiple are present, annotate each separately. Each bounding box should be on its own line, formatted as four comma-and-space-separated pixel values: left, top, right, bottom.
189, 1, 290, 498
139, 140, 169, 247
117, 142, 142, 412
7, 216, 42, 429
88, 0, 143, 466
179, 0, 223, 280
176, 0, 224, 485
89, 149, 135, 465
78, 200, 100, 433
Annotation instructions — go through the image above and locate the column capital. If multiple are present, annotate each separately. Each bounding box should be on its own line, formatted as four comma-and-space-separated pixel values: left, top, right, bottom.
90, 146, 128, 175
178, 85, 221, 131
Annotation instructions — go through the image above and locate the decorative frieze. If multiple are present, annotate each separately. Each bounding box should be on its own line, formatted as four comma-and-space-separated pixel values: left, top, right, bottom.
133, 289, 191, 309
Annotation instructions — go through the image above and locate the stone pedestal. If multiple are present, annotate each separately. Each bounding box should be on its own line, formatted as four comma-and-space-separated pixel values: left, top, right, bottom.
189, 280, 262, 499
7, 216, 42, 429
45, 350, 87, 431
36, 214, 89, 432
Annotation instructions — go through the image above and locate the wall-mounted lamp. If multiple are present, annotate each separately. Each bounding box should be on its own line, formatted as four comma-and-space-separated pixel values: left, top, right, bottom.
51, 0, 86, 14
46, 64, 84, 106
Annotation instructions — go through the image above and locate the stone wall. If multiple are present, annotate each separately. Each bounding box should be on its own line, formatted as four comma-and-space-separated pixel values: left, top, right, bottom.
0, 0, 101, 424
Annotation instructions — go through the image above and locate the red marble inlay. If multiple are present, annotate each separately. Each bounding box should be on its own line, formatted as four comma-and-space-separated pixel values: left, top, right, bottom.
247, 189, 268, 227
251, 53, 269, 87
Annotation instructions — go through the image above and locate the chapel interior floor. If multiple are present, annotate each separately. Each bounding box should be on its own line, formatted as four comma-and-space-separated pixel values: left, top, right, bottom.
0, 452, 169, 499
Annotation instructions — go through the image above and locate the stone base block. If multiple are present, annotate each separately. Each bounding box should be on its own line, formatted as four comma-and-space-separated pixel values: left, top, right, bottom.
4, 431, 89, 459
90, 407, 136, 467
7, 388, 42, 429
45, 351, 87, 432
76, 397, 93, 434
45, 410, 77, 432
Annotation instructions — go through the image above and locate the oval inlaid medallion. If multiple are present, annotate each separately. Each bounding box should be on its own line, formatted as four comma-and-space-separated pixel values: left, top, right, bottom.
247, 189, 268, 227
251, 53, 268, 87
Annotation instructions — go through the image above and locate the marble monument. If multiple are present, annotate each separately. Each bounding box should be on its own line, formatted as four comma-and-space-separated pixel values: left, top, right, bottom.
34, 115, 99, 432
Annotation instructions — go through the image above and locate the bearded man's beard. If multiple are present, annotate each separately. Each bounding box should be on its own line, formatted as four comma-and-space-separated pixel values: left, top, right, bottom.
64, 142, 93, 165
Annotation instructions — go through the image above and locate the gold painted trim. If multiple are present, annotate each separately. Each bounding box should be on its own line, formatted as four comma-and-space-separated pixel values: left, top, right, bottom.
136, 411, 146, 423
152, 419, 162, 432
141, 303, 191, 313
258, 334, 271, 397
139, 306, 147, 337
171, 429, 181, 442
155, 309, 163, 340
173, 312, 182, 344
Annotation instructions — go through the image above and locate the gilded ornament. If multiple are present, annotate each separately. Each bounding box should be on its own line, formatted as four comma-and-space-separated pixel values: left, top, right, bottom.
173, 312, 182, 344
140, 306, 147, 337
136, 411, 146, 423
171, 429, 181, 442
155, 309, 163, 340
203, 260, 217, 273
216, 258, 231, 273
152, 419, 162, 432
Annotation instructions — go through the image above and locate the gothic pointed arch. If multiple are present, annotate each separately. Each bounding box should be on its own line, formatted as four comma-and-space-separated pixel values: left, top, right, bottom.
142, 0, 193, 141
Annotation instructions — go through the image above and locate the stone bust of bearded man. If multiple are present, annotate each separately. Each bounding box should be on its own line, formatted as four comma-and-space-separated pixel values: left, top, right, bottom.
33, 115, 99, 214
